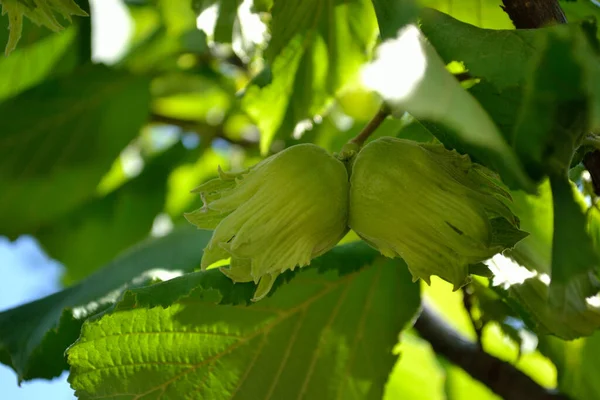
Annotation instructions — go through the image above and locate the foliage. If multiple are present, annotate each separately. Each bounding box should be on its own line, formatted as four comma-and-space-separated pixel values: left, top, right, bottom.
2, 0, 600, 399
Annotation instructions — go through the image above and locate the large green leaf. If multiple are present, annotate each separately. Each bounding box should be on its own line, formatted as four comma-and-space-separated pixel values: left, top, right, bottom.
67, 252, 420, 399
371, 0, 419, 40
0, 12, 79, 102
419, 8, 539, 91
362, 21, 534, 191
540, 331, 600, 400
490, 179, 600, 339
0, 64, 151, 237
36, 143, 194, 284
0, 225, 212, 381
421, 0, 513, 29
242, 0, 378, 154
513, 21, 600, 179
548, 175, 600, 312
505, 276, 600, 340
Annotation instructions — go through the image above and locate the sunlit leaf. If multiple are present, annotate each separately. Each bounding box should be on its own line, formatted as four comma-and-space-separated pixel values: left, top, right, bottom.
243, 0, 378, 154
68, 249, 420, 399
540, 331, 600, 400
362, 23, 534, 191
0, 225, 212, 381
0, 64, 151, 237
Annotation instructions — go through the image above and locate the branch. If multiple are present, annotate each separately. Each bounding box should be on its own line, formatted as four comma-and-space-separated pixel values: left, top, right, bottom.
501, 0, 566, 28
149, 113, 256, 149
414, 304, 571, 400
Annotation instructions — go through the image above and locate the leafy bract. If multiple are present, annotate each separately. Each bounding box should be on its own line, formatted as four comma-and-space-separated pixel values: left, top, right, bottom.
0, 0, 87, 54
68, 247, 420, 400
242, 0, 378, 154
0, 64, 151, 238
0, 225, 212, 381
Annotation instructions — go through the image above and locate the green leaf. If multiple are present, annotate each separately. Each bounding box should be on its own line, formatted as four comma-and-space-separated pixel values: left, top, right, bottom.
384, 333, 445, 400
67, 252, 420, 399
0, 0, 87, 54
0, 26, 77, 102
505, 181, 553, 275
0, 64, 151, 237
506, 276, 600, 340
444, 364, 500, 400
243, 0, 378, 154
548, 175, 600, 312
36, 143, 194, 284
371, 0, 419, 40
513, 22, 600, 180
494, 179, 600, 339
419, 8, 539, 91
421, 0, 513, 29
540, 331, 600, 400
362, 22, 534, 191
0, 225, 212, 381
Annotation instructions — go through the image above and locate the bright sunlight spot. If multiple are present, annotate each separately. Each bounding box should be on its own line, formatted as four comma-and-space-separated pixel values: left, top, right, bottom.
89, 0, 133, 64
486, 254, 537, 288
361, 25, 427, 104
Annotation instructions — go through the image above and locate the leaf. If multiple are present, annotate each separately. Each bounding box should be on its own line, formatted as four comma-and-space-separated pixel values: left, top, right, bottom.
0, 64, 151, 237
505, 276, 600, 340
0, 25, 77, 102
421, 0, 514, 29
548, 175, 600, 312
362, 23, 534, 191
512, 21, 600, 179
539, 331, 600, 400
419, 8, 539, 90
0, 0, 87, 54
0, 225, 213, 381
384, 333, 445, 400
494, 179, 600, 339
242, 0, 378, 154
67, 252, 420, 399
370, 0, 419, 40
36, 144, 194, 284
505, 181, 553, 275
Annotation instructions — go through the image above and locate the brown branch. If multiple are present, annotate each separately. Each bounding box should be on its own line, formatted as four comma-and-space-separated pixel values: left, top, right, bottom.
350, 107, 390, 147
149, 113, 256, 149
414, 304, 571, 400
501, 0, 567, 28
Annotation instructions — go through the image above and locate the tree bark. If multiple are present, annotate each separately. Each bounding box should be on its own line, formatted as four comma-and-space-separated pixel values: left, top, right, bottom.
414, 304, 570, 400
501, 0, 567, 28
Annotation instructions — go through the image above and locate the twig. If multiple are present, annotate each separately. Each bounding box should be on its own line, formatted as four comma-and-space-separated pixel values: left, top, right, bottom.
149, 113, 256, 148
461, 285, 483, 349
349, 107, 390, 147
414, 304, 571, 400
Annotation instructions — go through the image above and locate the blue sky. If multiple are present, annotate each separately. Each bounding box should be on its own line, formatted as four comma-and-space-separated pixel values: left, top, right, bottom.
0, 236, 75, 399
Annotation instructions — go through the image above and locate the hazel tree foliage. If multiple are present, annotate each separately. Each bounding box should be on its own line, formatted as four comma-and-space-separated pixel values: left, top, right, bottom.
1, 0, 600, 399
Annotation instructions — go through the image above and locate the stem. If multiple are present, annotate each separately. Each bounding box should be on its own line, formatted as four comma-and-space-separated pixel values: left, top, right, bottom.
350, 107, 390, 147
414, 304, 571, 400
